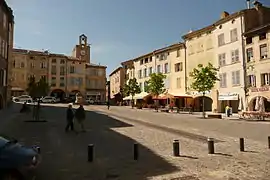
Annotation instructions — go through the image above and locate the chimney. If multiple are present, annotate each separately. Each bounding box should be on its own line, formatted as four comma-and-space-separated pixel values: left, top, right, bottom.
220, 11, 230, 19
246, 0, 251, 9
253, 0, 263, 10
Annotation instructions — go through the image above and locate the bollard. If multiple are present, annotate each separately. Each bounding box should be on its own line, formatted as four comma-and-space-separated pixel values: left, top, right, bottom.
133, 143, 139, 160
239, 138, 245, 152
207, 138, 215, 154
268, 136, 270, 149
88, 144, 94, 162
173, 140, 180, 156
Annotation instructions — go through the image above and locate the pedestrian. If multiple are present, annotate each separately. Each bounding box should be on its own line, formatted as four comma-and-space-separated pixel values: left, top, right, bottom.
75, 104, 86, 132
107, 101, 110, 110
65, 103, 75, 132
225, 105, 230, 117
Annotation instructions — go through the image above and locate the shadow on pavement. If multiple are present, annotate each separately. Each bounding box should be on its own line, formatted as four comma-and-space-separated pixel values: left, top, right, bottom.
0, 104, 179, 180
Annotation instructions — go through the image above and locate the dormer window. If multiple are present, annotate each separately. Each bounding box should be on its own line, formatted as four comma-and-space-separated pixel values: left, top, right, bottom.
246, 37, 253, 44
259, 33, 267, 40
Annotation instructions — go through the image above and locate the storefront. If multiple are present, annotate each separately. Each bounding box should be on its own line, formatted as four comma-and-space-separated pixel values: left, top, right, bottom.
218, 92, 239, 113
248, 87, 270, 111
190, 91, 215, 112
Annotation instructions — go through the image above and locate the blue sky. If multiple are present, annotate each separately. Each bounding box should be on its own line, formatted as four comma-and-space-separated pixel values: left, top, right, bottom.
6, 0, 270, 75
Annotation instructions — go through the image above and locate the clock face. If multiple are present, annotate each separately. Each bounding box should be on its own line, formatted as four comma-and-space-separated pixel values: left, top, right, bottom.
80, 50, 86, 55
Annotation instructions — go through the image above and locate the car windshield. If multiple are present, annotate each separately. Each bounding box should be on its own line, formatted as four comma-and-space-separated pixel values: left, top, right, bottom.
0, 135, 18, 148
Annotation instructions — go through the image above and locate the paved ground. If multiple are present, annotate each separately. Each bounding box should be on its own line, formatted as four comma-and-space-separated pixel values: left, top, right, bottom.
1, 103, 270, 179
89, 105, 270, 144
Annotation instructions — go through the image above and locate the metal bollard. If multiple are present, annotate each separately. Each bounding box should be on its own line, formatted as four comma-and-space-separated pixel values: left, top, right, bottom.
207, 138, 215, 154
239, 138, 245, 152
133, 143, 139, 160
173, 140, 180, 156
88, 144, 94, 162
268, 136, 270, 149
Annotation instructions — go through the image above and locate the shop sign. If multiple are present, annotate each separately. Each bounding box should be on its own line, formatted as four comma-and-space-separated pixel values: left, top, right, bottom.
218, 93, 238, 100
250, 87, 269, 92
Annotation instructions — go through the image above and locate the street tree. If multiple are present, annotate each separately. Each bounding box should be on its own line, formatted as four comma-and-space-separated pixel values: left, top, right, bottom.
145, 73, 166, 111
36, 76, 50, 98
123, 78, 141, 108
26, 76, 50, 99
26, 76, 37, 98
189, 63, 219, 118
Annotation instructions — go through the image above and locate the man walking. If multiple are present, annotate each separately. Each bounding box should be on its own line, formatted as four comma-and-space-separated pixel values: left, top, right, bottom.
65, 104, 75, 132
75, 104, 86, 132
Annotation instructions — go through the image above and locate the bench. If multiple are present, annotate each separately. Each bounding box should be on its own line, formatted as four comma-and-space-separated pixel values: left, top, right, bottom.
207, 114, 222, 119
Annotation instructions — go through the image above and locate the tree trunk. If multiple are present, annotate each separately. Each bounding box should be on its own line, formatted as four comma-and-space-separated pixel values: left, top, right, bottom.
202, 92, 206, 118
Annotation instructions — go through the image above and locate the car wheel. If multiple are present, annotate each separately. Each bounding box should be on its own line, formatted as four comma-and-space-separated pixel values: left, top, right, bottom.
14, 99, 19, 102
27, 100, 31, 103
2, 170, 23, 180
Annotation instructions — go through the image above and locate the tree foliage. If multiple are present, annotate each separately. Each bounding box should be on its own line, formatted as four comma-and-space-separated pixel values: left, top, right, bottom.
189, 63, 219, 118
189, 63, 219, 93
26, 76, 50, 98
26, 76, 37, 97
123, 78, 141, 107
123, 78, 141, 98
145, 73, 166, 97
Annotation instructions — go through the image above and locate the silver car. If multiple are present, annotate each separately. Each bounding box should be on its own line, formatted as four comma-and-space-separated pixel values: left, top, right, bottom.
41, 96, 56, 103
12, 95, 32, 103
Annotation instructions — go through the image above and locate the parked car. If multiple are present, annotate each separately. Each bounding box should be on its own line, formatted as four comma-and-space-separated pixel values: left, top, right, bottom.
12, 95, 32, 103
41, 96, 56, 103
0, 134, 41, 179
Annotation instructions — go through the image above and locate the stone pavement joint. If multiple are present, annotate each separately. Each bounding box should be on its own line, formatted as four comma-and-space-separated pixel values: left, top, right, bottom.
97, 109, 223, 143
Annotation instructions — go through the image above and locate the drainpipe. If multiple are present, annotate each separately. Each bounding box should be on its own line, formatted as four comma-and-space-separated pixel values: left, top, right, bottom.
240, 14, 248, 111
184, 43, 187, 93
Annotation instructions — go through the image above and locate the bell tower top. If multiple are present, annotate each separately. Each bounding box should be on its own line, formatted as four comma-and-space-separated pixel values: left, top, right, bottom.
72, 34, 91, 63
79, 34, 87, 46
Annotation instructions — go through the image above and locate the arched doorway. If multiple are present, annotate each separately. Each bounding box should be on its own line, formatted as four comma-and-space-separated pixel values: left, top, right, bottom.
0, 94, 3, 110
50, 89, 66, 100
193, 96, 213, 112
249, 96, 270, 112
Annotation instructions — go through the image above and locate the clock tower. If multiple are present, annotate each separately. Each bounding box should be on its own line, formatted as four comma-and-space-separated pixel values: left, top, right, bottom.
72, 34, 91, 63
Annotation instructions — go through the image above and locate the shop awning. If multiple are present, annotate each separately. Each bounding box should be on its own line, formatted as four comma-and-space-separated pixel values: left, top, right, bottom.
134, 92, 149, 100
218, 93, 238, 100
152, 93, 174, 100
169, 91, 193, 98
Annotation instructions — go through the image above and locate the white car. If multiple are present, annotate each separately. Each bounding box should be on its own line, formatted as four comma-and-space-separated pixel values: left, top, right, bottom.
13, 95, 33, 103
41, 96, 56, 103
